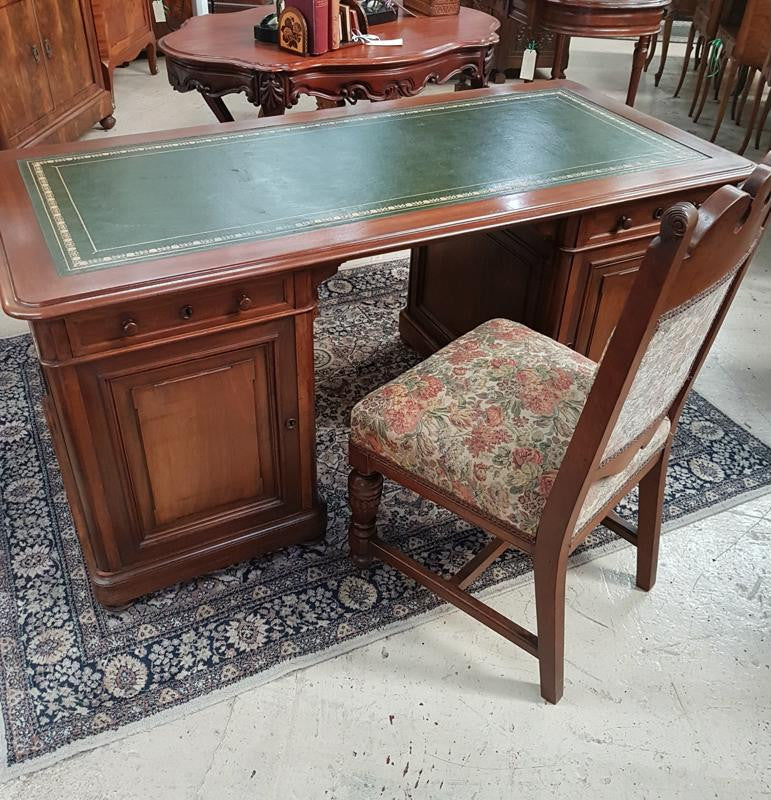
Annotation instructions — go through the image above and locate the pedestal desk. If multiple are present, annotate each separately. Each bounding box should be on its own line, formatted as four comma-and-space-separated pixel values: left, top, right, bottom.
0, 82, 750, 604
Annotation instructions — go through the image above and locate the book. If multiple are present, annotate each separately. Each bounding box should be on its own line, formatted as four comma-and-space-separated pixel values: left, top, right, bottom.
294, 0, 329, 54
339, 3, 350, 42
329, 0, 341, 49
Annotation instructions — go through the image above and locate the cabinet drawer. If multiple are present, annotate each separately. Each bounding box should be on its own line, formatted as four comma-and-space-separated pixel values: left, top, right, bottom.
581, 190, 711, 246
66, 275, 293, 355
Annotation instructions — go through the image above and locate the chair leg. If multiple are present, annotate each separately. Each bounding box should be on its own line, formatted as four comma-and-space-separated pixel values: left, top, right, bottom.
694, 35, 702, 69
690, 43, 713, 119
636, 451, 668, 591
736, 68, 756, 126
710, 58, 739, 142
534, 550, 568, 704
755, 86, 771, 150
673, 23, 696, 97
654, 11, 673, 86
645, 30, 658, 72
731, 64, 748, 121
740, 75, 764, 154
348, 469, 383, 569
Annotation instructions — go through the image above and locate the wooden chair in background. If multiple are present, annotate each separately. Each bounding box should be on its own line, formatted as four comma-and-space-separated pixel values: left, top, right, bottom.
674, 0, 724, 105
649, 0, 698, 87
739, 47, 771, 153
347, 157, 771, 704
692, 0, 770, 142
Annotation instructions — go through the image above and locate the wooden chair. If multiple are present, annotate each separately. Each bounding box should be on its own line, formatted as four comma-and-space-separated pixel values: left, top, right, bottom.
347, 156, 771, 704
692, 0, 771, 142
651, 0, 698, 87
674, 0, 724, 106
739, 47, 771, 153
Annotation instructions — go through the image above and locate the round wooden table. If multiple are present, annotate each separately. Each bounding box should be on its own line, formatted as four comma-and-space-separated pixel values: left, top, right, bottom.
160, 7, 500, 120
510, 0, 669, 106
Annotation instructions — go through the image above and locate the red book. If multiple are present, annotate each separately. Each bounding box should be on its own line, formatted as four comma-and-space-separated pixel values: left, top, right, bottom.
295, 0, 329, 55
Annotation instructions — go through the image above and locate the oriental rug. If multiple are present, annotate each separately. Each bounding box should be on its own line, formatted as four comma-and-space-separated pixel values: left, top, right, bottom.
1, 260, 770, 775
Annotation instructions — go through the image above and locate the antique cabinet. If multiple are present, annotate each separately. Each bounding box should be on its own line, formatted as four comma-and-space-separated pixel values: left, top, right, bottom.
0, 0, 114, 149
90, 0, 158, 94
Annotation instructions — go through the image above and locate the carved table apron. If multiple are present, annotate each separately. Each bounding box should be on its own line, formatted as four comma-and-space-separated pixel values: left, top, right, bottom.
0, 82, 750, 604
159, 6, 500, 120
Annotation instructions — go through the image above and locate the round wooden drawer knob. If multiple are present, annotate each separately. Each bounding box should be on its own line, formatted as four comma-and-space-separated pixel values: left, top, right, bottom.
238, 294, 253, 311
122, 318, 138, 336
617, 215, 633, 230
180, 305, 194, 320
653, 207, 664, 220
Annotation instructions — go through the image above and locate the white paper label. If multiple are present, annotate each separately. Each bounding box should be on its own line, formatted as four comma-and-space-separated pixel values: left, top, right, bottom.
521, 47, 537, 81
152, 0, 167, 22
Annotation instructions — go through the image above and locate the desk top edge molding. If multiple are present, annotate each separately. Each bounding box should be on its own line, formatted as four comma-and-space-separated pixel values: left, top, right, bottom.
0, 81, 752, 320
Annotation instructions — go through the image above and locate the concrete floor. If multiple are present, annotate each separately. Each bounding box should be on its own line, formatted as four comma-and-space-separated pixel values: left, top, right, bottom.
0, 38, 769, 799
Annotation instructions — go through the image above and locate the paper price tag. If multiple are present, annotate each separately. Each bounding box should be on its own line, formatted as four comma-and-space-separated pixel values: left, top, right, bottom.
152, 0, 167, 23
520, 41, 537, 81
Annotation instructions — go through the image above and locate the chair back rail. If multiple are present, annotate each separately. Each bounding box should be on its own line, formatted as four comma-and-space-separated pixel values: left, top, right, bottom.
536, 154, 771, 558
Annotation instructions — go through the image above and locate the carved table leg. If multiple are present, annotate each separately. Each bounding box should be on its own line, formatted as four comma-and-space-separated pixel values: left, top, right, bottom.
203, 95, 235, 123
348, 470, 383, 569
626, 35, 651, 107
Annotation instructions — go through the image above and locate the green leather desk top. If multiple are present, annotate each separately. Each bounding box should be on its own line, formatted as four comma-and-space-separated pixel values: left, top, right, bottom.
20, 89, 704, 277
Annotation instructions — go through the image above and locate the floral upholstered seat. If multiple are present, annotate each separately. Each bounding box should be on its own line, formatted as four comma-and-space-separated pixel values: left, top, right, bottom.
350, 319, 670, 540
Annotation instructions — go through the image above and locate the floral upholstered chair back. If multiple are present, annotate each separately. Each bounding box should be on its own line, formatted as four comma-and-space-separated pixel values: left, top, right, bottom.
593, 159, 771, 480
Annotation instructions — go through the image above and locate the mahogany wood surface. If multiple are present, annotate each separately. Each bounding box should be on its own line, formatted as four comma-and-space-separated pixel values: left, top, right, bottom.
0, 0, 114, 149
0, 82, 752, 605
348, 155, 771, 703
159, 6, 500, 117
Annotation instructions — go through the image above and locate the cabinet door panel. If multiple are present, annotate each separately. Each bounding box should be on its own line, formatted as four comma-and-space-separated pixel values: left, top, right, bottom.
79, 317, 302, 567
573, 245, 647, 361
130, 357, 271, 526
0, 0, 53, 142
34, 0, 97, 106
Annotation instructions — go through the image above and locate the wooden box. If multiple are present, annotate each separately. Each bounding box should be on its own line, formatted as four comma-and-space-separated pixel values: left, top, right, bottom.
404, 0, 460, 16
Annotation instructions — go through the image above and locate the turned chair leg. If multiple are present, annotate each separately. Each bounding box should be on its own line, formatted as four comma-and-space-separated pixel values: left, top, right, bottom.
739, 75, 765, 153
691, 49, 713, 120
645, 31, 658, 72
735, 67, 756, 125
755, 86, 771, 150
673, 23, 696, 96
636, 451, 668, 591
654, 12, 673, 86
710, 57, 739, 142
534, 550, 569, 704
348, 469, 384, 569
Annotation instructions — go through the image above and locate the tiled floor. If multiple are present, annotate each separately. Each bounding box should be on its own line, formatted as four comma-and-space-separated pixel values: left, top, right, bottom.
0, 37, 769, 799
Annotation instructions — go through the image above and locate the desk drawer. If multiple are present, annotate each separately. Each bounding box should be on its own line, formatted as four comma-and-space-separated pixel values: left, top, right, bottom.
581, 190, 711, 246
66, 275, 293, 355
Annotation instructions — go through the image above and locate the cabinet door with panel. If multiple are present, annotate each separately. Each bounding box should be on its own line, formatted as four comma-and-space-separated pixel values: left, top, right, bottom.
34, 0, 100, 108
0, 0, 54, 147
572, 242, 648, 361
75, 316, 303, 574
